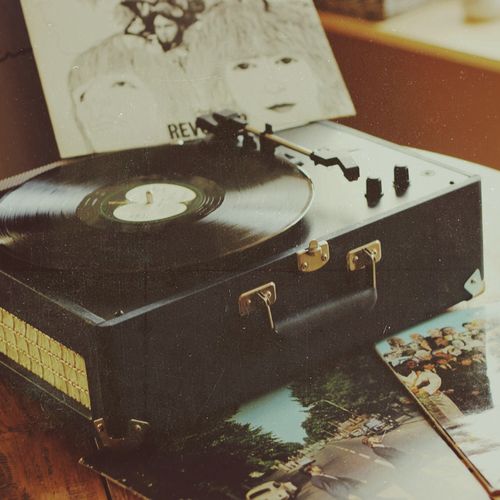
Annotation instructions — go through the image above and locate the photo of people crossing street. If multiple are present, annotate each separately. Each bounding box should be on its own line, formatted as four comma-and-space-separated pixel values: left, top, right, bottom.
109, 349, 486, 498
376, 304, 500, 497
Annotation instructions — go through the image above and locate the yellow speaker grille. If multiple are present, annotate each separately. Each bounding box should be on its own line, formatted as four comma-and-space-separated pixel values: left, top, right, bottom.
0, 307, 91, 409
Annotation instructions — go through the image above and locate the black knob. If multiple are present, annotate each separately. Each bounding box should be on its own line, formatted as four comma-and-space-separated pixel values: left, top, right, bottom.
394, 165, 410, 194
365, 177, 383, 206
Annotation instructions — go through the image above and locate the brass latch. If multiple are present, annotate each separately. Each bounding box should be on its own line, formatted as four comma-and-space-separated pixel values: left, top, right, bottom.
238, 282, 277, 333
297, 240, 330, 272
93, 418, 150, 450
347, 240, 382, 290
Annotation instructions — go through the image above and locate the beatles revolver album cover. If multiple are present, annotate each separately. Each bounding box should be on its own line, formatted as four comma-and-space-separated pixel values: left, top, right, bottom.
20, 0, 355, 157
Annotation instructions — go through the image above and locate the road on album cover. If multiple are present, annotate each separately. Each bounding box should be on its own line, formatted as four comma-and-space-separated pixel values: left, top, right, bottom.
295, 418, 486, 500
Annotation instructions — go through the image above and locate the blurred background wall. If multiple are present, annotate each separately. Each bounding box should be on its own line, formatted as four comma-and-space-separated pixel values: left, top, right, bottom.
0, 0, 58, 180
319, 2, 500, 169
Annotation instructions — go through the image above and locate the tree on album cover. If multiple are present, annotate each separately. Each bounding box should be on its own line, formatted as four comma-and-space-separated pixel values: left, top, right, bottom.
20, 0, 354, 158
78, 348, 487, 499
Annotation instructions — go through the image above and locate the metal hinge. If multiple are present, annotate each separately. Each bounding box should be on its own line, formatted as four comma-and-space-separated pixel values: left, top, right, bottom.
347, 240, 382, 290
296, 239, 330, 272
238, 282, 277, 333
464, 269, 485, 298
93, 418, 150, 450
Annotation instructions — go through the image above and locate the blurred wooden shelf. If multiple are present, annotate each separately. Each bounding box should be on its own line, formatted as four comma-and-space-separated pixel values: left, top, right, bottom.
320, 0, 500, 73
319, 0, 500, 169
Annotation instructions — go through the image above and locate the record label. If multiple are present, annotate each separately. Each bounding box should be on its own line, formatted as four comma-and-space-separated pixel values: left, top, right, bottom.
108, 183, 198, 223
76, 176, 224, 230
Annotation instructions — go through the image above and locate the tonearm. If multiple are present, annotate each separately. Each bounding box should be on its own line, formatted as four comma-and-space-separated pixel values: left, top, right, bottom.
196, 110, 360, 182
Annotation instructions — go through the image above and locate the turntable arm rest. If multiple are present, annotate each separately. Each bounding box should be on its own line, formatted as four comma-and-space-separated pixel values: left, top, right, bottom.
310, 149, 360, 181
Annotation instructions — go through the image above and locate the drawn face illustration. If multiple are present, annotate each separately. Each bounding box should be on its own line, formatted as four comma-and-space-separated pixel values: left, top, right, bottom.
73, 73, 165, 151
154, 15, 179, 45
224, 54, 321, 128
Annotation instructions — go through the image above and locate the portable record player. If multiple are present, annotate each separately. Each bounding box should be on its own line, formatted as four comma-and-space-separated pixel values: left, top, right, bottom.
0, 110, 483, 446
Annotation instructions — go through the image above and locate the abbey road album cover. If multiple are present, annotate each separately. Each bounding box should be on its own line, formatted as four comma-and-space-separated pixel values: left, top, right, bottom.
376, 304, 500, 497
20, 0, 355, 158
79, 349, 487, 499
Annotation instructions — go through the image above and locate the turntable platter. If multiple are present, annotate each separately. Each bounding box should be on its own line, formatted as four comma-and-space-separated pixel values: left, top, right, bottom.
0, 140, 313, 271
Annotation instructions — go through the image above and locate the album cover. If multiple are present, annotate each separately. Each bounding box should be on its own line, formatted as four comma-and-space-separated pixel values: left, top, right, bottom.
20, 0, 355, 158
81, 350, 487, 499
376, 304, 500, 497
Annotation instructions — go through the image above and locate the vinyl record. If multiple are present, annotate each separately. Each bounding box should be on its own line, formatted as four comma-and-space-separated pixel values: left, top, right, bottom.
0, 140, 313, 271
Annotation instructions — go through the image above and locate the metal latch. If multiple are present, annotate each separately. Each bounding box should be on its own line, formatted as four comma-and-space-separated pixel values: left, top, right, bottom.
238, 282, 277, 333
297, 240, 330, 272
93, 418, 150, 450
347, 240, 382, 290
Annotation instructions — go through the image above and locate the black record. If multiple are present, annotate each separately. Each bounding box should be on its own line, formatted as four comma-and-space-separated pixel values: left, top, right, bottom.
0, 140, 313, 272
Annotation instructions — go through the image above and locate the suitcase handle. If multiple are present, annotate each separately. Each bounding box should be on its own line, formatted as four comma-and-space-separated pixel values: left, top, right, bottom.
238, 240, 381, 336
274, 287, 377, 337
279, 241, 380, 335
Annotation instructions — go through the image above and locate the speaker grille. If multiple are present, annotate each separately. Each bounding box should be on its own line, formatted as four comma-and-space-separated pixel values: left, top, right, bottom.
0, 307, 91, 409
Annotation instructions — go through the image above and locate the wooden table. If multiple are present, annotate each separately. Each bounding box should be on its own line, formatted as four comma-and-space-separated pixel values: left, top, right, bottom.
0, 372, 138, 499
323, 0, 500, 169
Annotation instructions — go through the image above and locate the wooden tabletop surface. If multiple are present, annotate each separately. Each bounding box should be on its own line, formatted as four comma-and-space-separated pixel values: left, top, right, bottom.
0, 374, 110, 499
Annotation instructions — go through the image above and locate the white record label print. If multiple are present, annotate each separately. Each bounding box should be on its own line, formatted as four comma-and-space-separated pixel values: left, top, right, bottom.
20, 0, 355, 158
112, 183, 197, 222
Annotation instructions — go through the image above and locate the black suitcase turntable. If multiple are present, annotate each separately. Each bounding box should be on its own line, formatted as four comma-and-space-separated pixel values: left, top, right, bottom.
0, 111, 483, 445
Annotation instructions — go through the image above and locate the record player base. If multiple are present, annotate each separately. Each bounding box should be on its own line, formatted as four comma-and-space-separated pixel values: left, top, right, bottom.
0, 122, 484, 440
